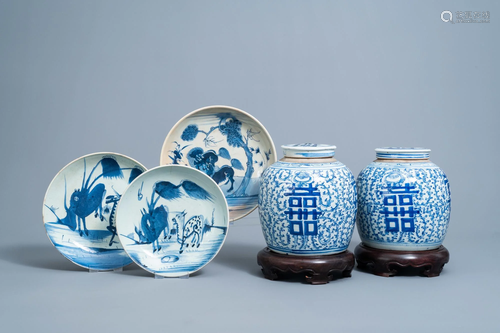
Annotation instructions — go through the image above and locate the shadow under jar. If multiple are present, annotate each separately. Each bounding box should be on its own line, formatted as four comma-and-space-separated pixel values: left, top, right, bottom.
355, 147, 451, 277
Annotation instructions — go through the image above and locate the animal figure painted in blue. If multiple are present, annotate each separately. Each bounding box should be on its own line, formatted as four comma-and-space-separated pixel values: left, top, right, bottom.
154, 180, 213, 201
68, 157, 128, 236
72, 157, 143, 236
70, 183, 106, 236
186, 148, 240, 193
212, 166, 235, 192
172, 209, 214, 254
137, 185, 173, 253
104, 187, 122, 246
187, 148, 219, 176
141, 205, 170, 253
136, 179, 214, 252
46, 157, 143, 238
44, 176, 106, 237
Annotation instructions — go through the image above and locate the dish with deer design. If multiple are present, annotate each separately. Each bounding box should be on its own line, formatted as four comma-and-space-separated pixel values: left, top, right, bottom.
116, 165, 229, 277
160, 105, 277, 221
43, 152, 147, 270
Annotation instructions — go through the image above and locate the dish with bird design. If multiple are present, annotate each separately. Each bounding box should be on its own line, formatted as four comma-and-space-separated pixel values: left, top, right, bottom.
116, 165, 229, 277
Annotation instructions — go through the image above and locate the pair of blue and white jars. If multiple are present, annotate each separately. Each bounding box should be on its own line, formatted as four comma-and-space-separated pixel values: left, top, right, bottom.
258, 144, 357, 255
258, 145, 451, 257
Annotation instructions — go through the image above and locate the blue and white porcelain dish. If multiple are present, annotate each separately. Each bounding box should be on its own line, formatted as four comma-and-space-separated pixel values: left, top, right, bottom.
43, 152, 147, 270
116, 165, 229, 277
259, 144, 357, 255
356, 147, 451, 251
160, 105, 277, 221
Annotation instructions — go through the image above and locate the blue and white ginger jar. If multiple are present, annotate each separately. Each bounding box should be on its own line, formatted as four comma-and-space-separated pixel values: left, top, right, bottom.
356, 147, 451, 251
258, 144, 357, 255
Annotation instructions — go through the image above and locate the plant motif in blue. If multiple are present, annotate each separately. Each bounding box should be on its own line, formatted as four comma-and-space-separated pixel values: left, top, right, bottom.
284, 184, 322, 236
180, 114, 268, 197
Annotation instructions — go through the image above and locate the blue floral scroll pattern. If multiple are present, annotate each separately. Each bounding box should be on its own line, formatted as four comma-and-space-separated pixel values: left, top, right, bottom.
356, 162, 451, 249
259, 161, 357, 255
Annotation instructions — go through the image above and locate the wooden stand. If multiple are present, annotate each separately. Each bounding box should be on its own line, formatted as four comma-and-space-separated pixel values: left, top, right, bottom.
257, 247, 355, 285
354, 243, 449, 277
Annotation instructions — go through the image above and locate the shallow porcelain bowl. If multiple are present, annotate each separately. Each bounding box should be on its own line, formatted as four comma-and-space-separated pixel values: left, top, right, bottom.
160, 105, 277, 221
116, 165, 230, 277
43, 152, 147, 270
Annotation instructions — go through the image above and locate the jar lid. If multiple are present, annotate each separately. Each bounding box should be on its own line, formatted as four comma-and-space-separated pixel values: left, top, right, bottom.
375, 147, 430, 159
282, 143, 336, 158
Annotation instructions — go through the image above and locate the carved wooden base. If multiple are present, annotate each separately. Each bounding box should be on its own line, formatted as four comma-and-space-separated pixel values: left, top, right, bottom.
354, 243, 450, 277
257, 247, 355, 285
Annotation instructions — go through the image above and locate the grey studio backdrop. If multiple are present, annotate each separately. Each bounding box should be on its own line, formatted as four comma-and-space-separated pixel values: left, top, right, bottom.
0, 1, 498, 332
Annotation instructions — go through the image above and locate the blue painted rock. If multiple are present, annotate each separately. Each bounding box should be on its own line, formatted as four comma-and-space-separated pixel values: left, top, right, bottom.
258, 144, 357, 255
356, 147, 451, 251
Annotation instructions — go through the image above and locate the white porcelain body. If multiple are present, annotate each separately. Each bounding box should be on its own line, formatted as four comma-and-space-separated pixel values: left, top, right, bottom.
356, 150, 451, 251
259, 145, 357, 256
